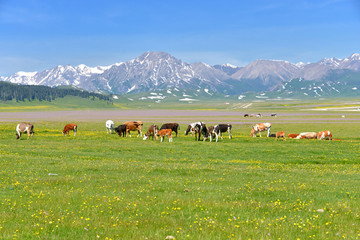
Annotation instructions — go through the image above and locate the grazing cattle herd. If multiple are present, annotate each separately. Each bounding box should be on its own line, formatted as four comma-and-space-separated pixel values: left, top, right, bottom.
13, 115, 334, 143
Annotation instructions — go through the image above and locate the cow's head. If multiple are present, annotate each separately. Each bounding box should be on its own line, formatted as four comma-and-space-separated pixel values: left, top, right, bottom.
15, 133, 20, 139
143, 134, 148, 140
184, 125, 192, 135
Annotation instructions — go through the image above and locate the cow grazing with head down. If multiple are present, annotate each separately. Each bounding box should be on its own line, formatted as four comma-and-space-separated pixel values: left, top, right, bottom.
115, 124, 127, 137
16, 122, 34, 140
160, 123, 180, 137
123, 121, 143, 137
143, 124, 159, 140
276, 131, 286, 141
157, 129, 173, 142
250, 123, 271, 137
296, 132, 317, 139
288, 133, 299, 139
209, 124, 232, 142
317, 130, 332, 140
106, 120, 115, 134
63, 123, 77, 136
185, 122, 208, 141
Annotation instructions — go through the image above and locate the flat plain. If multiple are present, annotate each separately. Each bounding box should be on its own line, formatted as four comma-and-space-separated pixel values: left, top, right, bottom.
1, 103, 360, 239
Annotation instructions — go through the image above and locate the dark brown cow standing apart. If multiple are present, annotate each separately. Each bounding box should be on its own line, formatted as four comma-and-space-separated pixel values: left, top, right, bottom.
123, 121, 143, 137
115, 125, 127, 137
143, 124, 159, 140
63, 123, 77, 136
160, 123, 180, 137
16, 122, 34, 140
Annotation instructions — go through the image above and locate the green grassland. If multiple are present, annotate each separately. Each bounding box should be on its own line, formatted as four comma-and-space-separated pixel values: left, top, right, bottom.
1, 113, 360, 239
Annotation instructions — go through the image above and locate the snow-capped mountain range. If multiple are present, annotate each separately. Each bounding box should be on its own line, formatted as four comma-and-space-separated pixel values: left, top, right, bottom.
1, 52, 360, 95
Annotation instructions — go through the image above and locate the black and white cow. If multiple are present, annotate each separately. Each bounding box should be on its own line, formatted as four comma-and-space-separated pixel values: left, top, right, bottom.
185, 122, 208, 141
209, 124, 232, 142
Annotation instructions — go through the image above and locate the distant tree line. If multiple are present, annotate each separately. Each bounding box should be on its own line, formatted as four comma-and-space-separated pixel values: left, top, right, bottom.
0, 81, 112, 103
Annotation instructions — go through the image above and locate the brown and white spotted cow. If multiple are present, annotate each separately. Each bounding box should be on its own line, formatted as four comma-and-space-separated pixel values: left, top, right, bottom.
63, 123, 77, 136
157, 129, 173, 142
250, 123, 271, 137
143, 124, 159, 140
123, 121, 143, 137
275, 131, 286, 141
296, 132, 317, 139
317, 130, 332, 140
16, 122, 34, 140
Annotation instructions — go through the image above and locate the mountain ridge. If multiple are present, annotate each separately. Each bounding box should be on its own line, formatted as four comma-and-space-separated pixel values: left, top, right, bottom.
2, 51, 360, 96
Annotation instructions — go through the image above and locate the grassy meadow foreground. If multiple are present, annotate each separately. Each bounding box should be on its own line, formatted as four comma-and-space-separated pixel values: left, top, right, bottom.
1, 111, 360, 239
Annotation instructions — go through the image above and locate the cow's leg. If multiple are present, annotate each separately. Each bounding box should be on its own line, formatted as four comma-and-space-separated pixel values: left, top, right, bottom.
27, 130, 30, 140
259, 131, 262, 137
169, 135, 173, 142
267, 128, 271, 137
175, 130, 178, 137
215, 133, 219, 142
228, 128, 232, 139
161, 135, 164, 142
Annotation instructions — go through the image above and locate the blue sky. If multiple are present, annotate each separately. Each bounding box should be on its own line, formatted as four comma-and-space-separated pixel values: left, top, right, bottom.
0, 0, 359, 76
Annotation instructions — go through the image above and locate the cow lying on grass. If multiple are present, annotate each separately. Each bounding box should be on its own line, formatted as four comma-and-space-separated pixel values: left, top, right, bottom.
296, 132, 317, 139
288, 133, 299, 139
317, 130, 332, 140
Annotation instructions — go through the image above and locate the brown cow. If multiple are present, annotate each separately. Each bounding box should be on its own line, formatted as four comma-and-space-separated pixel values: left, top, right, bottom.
143, 124, 159, 140
63, 123, 77, 136
160, 123, 180, 137
296, 132, 317, 139
288, 133, 299, 139
123, 121, 143, 137
16, 122, 34, 140
275, 131, 286, 141
157, 129, 173, 142
317, 130, 332, 140
115, 124, 127, 137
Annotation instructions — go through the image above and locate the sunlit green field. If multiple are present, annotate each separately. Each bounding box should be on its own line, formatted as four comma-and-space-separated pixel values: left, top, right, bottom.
1, 112, 360, 239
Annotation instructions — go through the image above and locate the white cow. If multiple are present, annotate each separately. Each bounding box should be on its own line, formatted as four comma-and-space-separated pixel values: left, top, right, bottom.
106, 120, 115, 134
